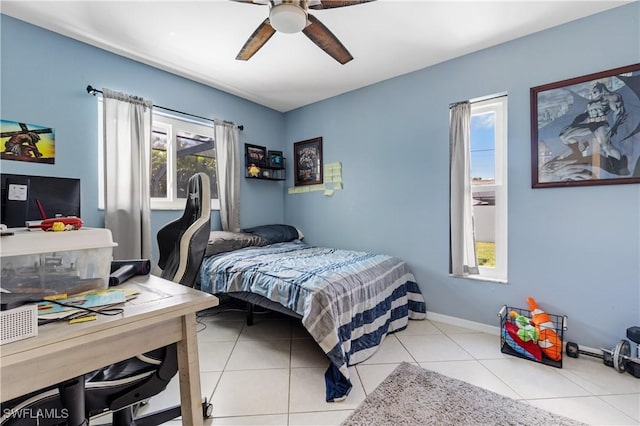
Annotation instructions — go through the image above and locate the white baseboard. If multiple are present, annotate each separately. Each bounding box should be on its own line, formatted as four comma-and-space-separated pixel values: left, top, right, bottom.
425, 313, 639, 359
426, 311, 501, 336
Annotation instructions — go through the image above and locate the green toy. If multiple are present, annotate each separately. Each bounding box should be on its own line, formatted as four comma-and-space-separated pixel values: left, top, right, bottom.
509, 310, 539, 343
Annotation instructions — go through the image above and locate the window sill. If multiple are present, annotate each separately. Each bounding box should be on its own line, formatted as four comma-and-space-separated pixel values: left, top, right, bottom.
449, 274, 508, 284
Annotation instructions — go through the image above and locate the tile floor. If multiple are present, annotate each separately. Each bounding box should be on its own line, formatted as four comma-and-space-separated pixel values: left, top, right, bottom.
135, 308, 640, 425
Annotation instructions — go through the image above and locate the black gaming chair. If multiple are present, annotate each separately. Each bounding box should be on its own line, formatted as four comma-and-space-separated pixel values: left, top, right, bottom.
157, 172, 212, 287
0, 346, 179, 426
0, 173, 213, 426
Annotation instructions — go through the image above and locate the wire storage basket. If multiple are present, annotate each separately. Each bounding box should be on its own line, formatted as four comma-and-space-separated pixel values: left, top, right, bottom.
498, 305, 568, 368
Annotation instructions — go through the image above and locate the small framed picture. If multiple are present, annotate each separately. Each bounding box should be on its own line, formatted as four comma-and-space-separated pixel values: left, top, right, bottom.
245, 143, 267, 166
294, 137, 323, 186
268, 150, 283, 168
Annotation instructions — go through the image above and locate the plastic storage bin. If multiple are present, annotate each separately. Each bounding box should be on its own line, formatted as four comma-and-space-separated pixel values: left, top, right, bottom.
498, 304, 567, 368
0, 228, 116, 296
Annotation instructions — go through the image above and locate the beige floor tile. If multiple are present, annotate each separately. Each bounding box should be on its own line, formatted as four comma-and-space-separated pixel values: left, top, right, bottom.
481, 358, 591, 399
558, 355, 640, 395
397, 333, 474, 362
356, 362, 405, 394
600, 393, 640, 422
528, 396, 638, 425
288, 367, 366, 413
289, 410, 353, 425
156, 420, 215, 425
225, 339, 291, 370
360, 335, 415, 364
198, 341, 236, 372
211, 414, 288, 425
130, 314, 640, 426
447, 332, 507, 360
210, 369, 290, 417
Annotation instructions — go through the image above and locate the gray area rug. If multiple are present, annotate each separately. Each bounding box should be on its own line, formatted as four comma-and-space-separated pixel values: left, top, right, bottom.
342, 362, 587, 426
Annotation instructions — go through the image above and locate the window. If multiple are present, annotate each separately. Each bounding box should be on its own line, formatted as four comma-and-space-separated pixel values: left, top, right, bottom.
469, 96, 508, 281
98, 100, 219, 210
149, 114, 219, 209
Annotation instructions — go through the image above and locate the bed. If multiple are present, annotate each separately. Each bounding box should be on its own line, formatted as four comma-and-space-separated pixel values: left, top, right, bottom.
197, 225, 427, 402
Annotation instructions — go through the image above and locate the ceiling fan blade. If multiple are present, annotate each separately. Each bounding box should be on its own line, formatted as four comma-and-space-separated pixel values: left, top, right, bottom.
302, 14, 353, 64
309, 0, 376, 10
236, 18, 276, 61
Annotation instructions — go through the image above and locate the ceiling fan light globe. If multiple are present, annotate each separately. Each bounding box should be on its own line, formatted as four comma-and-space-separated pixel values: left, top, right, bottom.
270, 4, 307, 33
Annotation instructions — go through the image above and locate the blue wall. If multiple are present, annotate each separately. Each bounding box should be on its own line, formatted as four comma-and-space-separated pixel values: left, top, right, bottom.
2, 4, 639, 348
0, 14, 287, 261
283, 3, 640, 348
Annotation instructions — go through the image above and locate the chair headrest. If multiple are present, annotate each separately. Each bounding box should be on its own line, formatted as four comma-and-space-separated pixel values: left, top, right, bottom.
183, 172, 211, 223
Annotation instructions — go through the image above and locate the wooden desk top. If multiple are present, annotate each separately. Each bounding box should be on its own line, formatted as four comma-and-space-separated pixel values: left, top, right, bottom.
1, 274, 218, 402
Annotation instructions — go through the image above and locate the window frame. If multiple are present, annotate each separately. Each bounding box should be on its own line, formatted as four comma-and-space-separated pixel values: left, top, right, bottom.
97, 99, 220, 211
469, 95, 508, 282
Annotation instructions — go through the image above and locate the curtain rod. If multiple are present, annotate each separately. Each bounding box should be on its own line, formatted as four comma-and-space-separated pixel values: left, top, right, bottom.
86, 85, 244, 131
449, 92, 508, 108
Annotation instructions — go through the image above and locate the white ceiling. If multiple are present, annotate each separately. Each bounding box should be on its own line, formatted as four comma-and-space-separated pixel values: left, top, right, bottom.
1, 0, 631, 112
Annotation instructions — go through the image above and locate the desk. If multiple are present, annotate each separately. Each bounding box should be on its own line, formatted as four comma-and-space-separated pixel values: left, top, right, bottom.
0, 275, 218, 425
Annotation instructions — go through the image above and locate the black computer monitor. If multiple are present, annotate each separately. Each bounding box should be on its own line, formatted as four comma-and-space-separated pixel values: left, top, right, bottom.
0, 174, 81, 228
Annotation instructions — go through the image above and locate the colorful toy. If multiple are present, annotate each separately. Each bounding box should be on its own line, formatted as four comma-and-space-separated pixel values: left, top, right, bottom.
31, 217, 83, 231
51, 221, 66, 232
247, 163, 260, 177
527, 296, 562, 361
503, 321, 543, 362
509, 310, 539, 343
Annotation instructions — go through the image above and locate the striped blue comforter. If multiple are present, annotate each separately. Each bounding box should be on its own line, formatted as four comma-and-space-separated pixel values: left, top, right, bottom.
198, 240, 427, 401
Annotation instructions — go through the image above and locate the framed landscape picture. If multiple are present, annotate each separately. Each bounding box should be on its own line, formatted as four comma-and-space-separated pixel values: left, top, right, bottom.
531, 63, 640, 188
294, 137, 323, 186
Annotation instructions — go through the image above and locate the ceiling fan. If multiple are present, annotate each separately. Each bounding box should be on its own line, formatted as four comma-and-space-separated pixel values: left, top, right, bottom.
232, 0, 375, 64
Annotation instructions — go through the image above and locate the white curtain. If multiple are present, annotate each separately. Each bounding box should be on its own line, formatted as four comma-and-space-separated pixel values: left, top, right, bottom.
215, 121, 240, 232
102, 88, 153, 260
450, 101, 479, 276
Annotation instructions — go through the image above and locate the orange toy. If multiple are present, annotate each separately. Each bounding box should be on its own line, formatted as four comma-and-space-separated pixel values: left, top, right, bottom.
527, 296, 562, 361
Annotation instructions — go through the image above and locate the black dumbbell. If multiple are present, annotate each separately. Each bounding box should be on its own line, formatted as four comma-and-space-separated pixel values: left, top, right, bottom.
566, 341, 611, 366
565, 340, 630, 372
